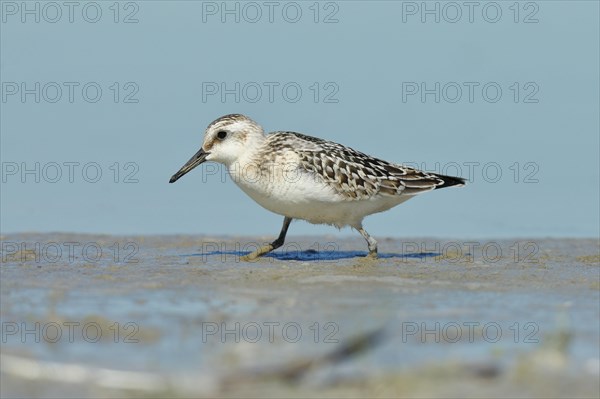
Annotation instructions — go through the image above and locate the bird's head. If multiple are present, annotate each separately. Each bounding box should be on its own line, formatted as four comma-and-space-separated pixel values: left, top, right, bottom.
169, 114, 264, 183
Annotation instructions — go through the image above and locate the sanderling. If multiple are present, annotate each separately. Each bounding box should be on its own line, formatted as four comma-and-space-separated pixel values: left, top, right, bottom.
170, 114, 465, 260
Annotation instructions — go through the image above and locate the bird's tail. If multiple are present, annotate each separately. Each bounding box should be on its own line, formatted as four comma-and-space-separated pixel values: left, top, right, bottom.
434, 173, 467, 190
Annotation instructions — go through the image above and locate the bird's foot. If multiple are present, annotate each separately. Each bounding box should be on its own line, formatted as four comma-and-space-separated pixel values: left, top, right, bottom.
240, 244, 274, 262
354, 251, 379, 267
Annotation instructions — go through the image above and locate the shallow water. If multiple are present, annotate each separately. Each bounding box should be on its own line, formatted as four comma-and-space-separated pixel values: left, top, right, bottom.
1, 234, 599, 397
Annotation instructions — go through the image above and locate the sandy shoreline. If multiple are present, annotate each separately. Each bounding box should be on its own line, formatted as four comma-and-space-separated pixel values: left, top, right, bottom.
1, 234, 598, 398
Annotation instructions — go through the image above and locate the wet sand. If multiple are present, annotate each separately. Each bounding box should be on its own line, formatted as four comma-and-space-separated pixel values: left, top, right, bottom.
1, 233, 599, 398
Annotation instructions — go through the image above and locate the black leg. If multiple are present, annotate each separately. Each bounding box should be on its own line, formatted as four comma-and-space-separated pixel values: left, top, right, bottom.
271, 216, 292, 250
241, 217, 293, 261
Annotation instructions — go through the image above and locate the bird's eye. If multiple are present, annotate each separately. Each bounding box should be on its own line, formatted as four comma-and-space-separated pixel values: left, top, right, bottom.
216, 131, 228, 140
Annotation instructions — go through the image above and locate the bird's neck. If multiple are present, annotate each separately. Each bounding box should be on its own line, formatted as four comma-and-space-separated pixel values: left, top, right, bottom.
225, 134, 267, 186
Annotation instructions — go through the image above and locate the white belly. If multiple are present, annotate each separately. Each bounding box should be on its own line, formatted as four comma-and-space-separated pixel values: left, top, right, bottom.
230, 165, 410, 228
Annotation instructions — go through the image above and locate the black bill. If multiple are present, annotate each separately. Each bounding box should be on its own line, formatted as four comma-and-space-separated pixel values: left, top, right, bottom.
169, 148, 209, 183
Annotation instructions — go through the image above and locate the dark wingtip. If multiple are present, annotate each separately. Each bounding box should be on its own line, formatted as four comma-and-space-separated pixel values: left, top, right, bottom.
435, 174, 467, 189
169, 174, 179, 183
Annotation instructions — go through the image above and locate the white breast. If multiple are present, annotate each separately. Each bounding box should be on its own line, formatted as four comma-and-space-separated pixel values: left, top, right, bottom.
227, 152, 410, 228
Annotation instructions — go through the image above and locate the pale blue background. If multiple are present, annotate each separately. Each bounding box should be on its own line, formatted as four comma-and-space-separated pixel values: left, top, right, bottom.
1, 1, 599, 238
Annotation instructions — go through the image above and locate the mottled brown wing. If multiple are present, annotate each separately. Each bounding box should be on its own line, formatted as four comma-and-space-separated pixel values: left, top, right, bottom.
269, 132, 447, 200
